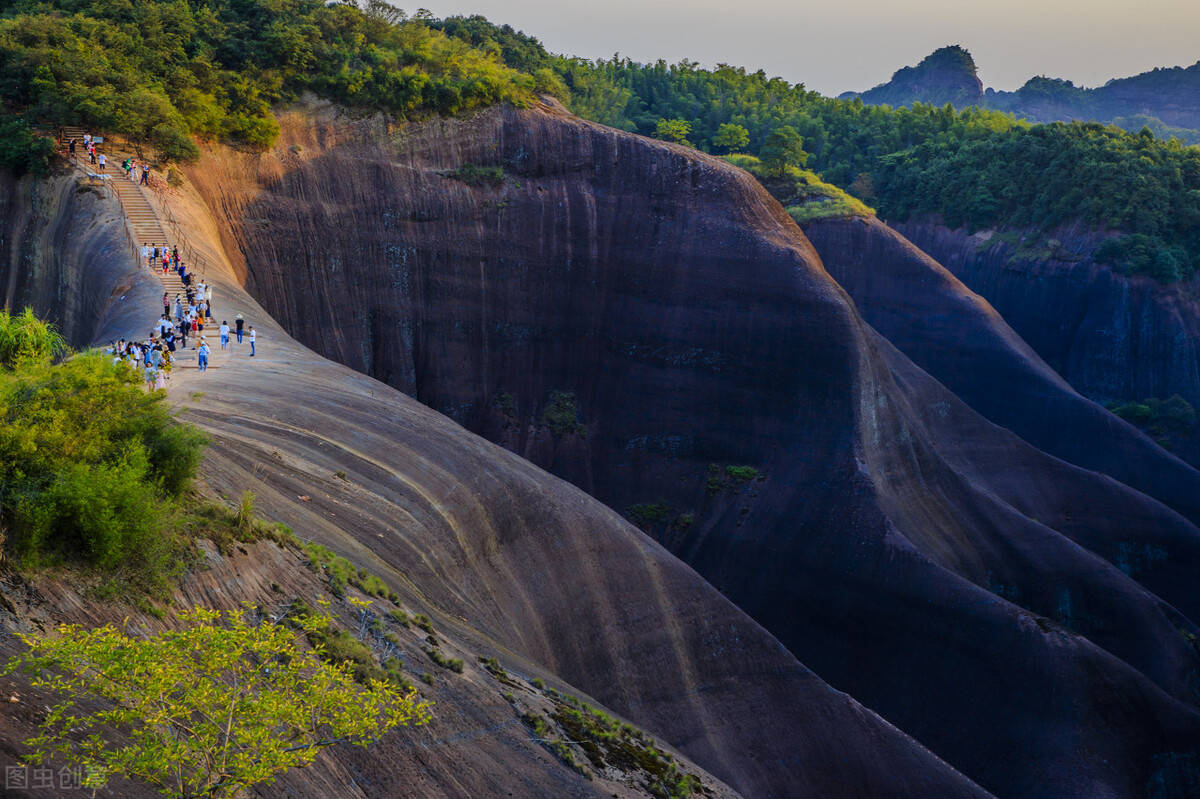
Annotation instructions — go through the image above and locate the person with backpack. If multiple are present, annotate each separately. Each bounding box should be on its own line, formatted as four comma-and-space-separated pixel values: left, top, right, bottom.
197, 339, 210, 372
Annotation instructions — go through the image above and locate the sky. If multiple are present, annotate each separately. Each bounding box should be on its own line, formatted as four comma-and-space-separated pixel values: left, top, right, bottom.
419, 0, 1200, 96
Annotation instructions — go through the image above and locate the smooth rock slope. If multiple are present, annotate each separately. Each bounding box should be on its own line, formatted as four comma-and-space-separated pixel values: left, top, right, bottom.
180, 99, 1200, 798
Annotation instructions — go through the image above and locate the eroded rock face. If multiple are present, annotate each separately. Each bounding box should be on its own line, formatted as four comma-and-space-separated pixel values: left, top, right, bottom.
805, 215, 1200, 520
0, 172, 136, 348
186, 102, 1200, 798
0, 148, 991, 798
892, 218, 1200, 466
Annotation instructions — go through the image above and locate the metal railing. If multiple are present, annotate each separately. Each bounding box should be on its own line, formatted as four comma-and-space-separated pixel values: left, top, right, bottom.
60, 130, 209, 278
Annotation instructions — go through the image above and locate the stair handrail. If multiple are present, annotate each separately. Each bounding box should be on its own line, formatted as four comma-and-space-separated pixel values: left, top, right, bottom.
63, 151, 142, 268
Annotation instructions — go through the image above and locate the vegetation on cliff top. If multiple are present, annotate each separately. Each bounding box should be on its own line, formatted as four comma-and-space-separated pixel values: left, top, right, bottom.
538, 49, 1200, 281
0, 0, 540, 169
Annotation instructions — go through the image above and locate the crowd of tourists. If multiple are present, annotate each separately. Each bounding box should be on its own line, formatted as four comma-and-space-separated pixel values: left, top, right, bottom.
72, 130, 258, 388
66, 132, 152, 184
105, 253, 258, 389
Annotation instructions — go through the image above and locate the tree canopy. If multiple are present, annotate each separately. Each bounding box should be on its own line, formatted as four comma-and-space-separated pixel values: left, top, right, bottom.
4, 605, 431, 798
0, 0, 541, 169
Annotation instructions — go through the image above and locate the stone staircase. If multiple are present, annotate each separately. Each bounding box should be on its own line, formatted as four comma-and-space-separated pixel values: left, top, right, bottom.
62, 126, 226, 370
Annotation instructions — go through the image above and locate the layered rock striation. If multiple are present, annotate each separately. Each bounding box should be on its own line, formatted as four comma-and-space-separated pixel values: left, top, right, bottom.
184, 100, 1200, 798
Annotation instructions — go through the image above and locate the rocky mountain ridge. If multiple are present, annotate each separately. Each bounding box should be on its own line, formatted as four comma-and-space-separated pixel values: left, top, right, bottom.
843, 46, 1200, 137
0, 128, 993, 797
179, 98, 1200, 798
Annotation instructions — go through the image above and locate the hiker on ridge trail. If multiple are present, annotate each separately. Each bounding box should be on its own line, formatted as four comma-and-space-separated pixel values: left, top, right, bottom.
248, 326, 256, 356
235, 314, 244, 343
219, 321, 229, 350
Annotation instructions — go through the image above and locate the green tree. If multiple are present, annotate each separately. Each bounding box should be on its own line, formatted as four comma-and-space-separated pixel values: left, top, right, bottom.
4, 606, 432, 798
654, 118, 692, 146
760, 125, 808, 175
712, 122, 749, 153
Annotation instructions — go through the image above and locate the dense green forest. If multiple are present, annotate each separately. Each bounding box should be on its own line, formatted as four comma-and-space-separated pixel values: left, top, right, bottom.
2, 5, 1198, 281
0, 0, 544, 169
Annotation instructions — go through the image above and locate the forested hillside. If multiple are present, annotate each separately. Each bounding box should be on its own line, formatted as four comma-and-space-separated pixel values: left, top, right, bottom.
0, 0, 549, 171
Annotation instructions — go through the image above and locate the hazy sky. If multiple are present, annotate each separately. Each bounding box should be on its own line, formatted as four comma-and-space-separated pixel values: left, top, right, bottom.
419, 0, 1200, 96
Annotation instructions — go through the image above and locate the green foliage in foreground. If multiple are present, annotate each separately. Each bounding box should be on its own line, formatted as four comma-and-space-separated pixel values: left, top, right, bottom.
0, 0, 540, 166
0, 316, 205, 588
0, 306, 64, 368
3, 606, 431, 798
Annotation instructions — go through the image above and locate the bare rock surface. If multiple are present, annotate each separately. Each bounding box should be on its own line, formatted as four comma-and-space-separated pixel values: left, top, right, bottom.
175, 100, 1200, 798
0, 162, 989, 797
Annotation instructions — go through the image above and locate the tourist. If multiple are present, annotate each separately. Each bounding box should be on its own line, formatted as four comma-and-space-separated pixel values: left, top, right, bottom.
197, 339, 210, 372
248, 326, 256, 356
97, 153, 106, 172
144, 364, 156, 391
219, 320, 229, 350
68, 138, 76, 156
163, 292, 170, 317
140, 164, 149, 185
235, 314, 244, 343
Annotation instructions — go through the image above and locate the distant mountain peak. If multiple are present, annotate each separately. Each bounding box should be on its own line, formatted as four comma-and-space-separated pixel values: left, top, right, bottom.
845, 45, 984, 107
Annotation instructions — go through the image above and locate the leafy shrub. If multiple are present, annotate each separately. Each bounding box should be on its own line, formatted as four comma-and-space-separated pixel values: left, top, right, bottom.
1095, 234, 1194, 282
426, 648, 464, 673
1109, 394, 1197, 437
628, 502, 671, 527
0, 341, 204, 587
413, 613, 435, 634
450, 164, 505, 187
724, 466, 759, 483
540, 391, 587, 437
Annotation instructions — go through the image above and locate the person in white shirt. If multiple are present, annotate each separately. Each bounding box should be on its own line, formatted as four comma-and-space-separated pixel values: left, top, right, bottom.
219, 321, 230, 349
249, 326, 256, 357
